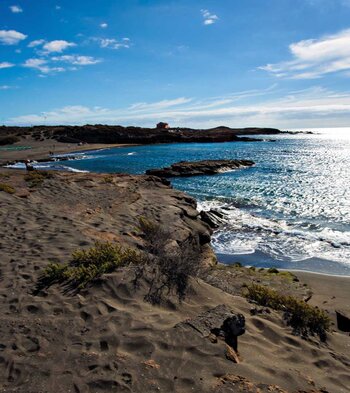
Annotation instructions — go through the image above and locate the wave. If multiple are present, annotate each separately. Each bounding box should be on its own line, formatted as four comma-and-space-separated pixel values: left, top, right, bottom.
197, 199, 350, 264
5, 161, 89, 173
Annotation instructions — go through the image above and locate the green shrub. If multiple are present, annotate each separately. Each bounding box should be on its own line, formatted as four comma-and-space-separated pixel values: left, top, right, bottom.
24, 170, 53, 187
0, 135, 20, 146
0, 183, 15, 194
41, 241, 140, 289
103, 175, 114, 183
243, 284, 331, 341
267, 267, 279, 274
249, 266, 256, 271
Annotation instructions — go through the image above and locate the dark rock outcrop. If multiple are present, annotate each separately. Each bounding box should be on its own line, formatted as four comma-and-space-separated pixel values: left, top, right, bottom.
200, 210, 226, 229
177, 304, 245, 353
146, 159, 254, 178
336, 309, 350, 332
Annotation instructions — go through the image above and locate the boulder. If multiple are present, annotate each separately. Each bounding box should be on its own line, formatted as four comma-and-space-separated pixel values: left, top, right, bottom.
177, 304, 245, 352
336, 309, 350, 332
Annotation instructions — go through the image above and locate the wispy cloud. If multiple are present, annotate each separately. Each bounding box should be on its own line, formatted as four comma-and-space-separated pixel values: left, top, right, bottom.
7, 86, 350, 128
97, 37, 131, 49
23, 53, 101, 75
51, 55, 102, 65
0, 30, 27, 45
0, 85, 17, 90
201, 9, 219, 25
129, 97, 193, 111
0, 62, 15, 69
260, 29, 350, 79
100, 23, 108, 29
28, 39, 46, 48
10, 5, 23, 13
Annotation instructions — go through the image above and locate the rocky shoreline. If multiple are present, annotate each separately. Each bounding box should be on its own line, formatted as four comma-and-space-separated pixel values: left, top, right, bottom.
146, 159, 254, 177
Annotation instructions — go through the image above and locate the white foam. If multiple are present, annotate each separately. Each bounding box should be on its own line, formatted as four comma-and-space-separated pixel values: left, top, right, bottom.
198, 199, 350, 265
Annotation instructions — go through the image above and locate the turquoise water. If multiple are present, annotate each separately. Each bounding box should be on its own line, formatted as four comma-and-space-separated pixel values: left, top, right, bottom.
22, 131, 350, 275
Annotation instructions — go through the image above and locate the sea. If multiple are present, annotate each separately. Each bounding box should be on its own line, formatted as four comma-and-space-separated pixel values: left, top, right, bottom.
14, 128, 350, 276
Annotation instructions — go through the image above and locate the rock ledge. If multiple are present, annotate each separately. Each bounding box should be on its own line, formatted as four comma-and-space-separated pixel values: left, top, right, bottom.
146, 159, 254, 178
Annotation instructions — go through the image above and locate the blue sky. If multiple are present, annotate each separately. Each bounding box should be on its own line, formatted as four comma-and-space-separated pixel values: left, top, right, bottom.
1, 0, 350, 128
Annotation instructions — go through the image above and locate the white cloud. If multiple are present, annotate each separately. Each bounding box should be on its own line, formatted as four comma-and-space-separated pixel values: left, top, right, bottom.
260, 29, 350, 79
23, 58, 65, 74
98, 37, 130, 49
0, 30, 27, 45
42, 40, 76, 53
28, 39, 46, 48
55, 5, 61, 10
100, 23, 108, 29
52, 55, 102, 65
7, 86, 350, 128
0, 62, 15, 69
23, 54, 100, 74
201, 9, 219, 25
10, 5, 23, 13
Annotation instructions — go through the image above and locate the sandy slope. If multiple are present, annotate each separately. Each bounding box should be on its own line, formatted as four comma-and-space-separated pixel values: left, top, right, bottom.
0, 170, 349, 393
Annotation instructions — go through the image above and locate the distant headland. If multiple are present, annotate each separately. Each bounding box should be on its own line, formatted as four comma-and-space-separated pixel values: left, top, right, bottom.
0, 124, 310, 146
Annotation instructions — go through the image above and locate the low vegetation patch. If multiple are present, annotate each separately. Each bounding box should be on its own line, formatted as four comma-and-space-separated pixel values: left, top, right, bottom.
243, 284, 331, 341
24, 170, 54, 187
0, 183, 15, 194
0, 135, 20, 146
38, 218, 201, 304
103, 175, 114, 183
40, 241, 141, 289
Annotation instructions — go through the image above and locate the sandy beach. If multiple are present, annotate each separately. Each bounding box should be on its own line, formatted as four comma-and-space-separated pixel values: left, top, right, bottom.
0, 135, 136, 166
0, 169, 349, 392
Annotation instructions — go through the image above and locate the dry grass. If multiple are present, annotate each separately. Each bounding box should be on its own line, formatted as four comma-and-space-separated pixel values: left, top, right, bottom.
24, 170, 54, 187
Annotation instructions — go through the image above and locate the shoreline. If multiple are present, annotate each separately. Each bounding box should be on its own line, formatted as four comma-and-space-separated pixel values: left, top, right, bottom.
0, 138, 138, 166
217, 251, 350, 277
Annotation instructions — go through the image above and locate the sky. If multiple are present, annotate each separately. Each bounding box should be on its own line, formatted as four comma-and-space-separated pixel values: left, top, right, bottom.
1, 0, 350, 129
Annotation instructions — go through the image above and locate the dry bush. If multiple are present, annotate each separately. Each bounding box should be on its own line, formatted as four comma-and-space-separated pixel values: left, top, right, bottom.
243, 283, 331, 341
136, 217, 202, 304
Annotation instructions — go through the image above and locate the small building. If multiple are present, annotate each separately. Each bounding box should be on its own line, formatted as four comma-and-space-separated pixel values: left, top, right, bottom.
156, 122, 170, 129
